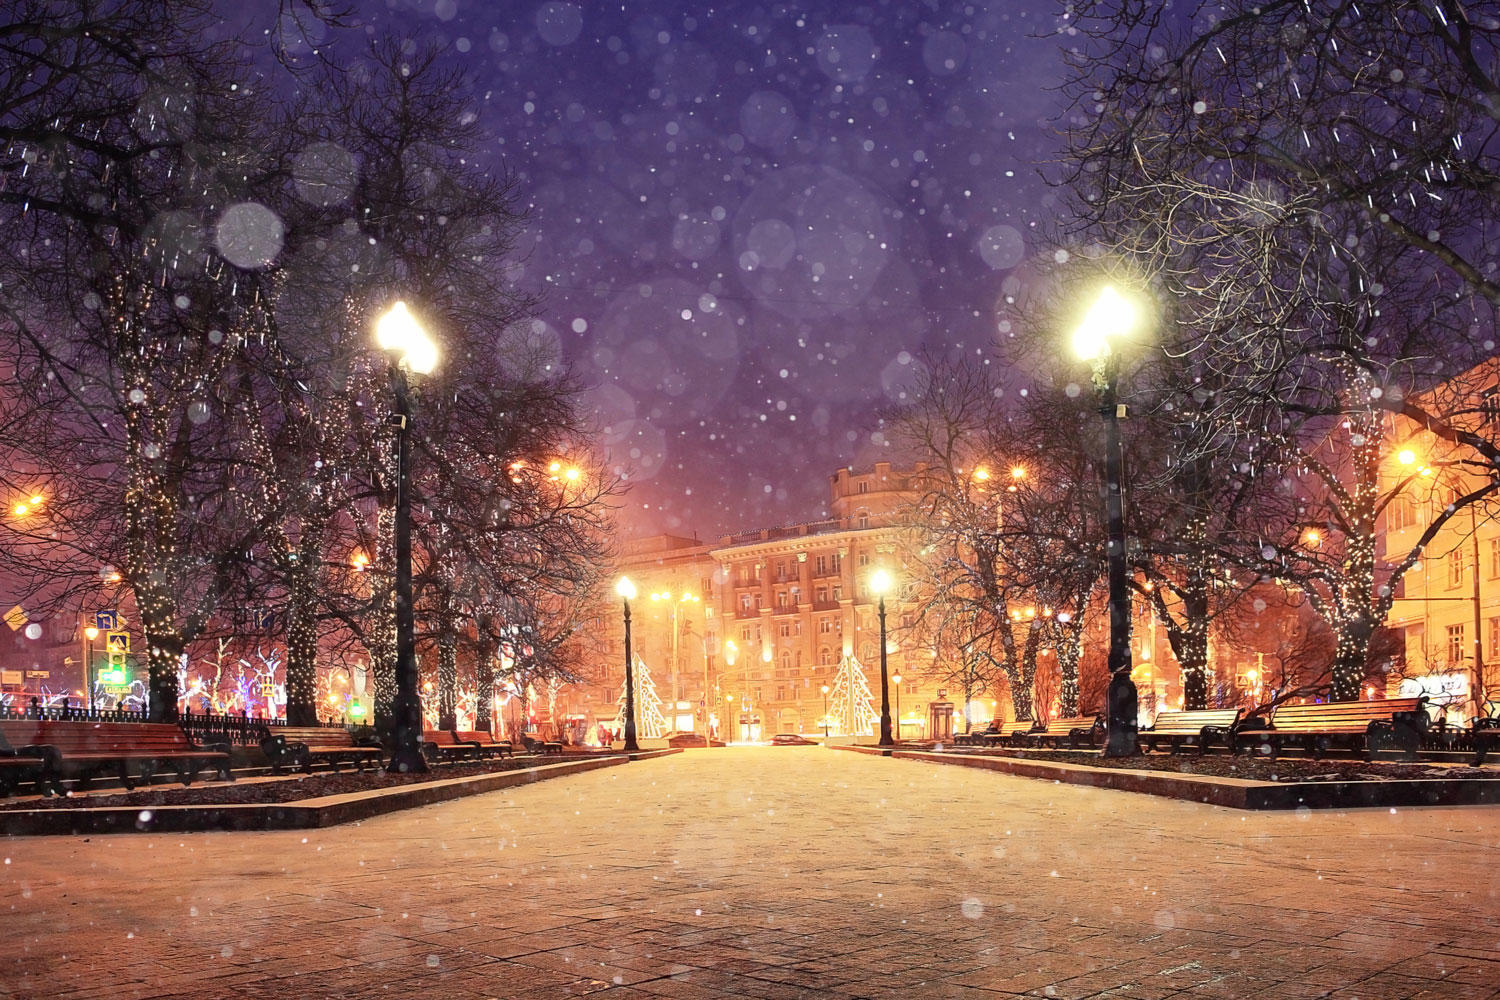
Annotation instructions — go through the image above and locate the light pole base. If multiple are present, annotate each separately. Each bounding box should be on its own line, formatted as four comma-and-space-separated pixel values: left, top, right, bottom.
1104, 671, 1139, 757
388, 691, 429, 773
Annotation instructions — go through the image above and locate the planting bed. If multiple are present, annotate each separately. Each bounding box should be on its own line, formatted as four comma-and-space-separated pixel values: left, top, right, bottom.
962, 749, 1494, 783
5, 758, 548, 811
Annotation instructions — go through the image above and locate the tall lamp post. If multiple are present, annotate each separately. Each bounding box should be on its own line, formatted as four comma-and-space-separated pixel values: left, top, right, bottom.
82, 625, 99, 712
616, 576, 640, 752
820, 684, 830, 737
1073, 285, 1143, 757
724, 639, 738, 742
871, 569, 895, 746
376, 301, 439, 773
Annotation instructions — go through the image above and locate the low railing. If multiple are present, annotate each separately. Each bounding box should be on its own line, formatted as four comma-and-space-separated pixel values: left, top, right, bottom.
0, 703, 355, 746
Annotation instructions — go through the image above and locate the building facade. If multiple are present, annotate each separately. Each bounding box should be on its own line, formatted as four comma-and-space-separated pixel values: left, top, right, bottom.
567, 462, 989, 740
1381, 359, 1500, 723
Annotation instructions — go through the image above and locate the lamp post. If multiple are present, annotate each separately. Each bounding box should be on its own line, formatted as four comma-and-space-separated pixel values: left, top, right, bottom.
820, 684, 830, 737
82, 625, 99, 713
616, 576, 640, 752
724, 640, 738, 741
376, 300, 439, 773
891, 672, 902, 739
871, 569, 895, 746
651, 590, 699, 732
1073, 285, 1143, 757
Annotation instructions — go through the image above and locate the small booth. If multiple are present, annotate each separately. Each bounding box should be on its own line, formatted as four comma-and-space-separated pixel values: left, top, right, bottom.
928, 694, 955, 742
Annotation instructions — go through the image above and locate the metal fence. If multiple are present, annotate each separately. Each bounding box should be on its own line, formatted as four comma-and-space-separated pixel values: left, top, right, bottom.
0, 703, 359, 746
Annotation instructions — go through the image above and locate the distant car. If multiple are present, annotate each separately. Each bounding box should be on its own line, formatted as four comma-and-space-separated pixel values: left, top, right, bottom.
770, 733, 817, 746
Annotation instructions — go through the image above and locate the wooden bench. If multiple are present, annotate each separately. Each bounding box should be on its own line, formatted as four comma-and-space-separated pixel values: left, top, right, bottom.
0, 720, 229, 790
421, 730, 483, 763
0, 727, 64, 797
259, 725, 383, 774
1232, 697, 1430, 761
1144, 709, 1242, 754
1020, 714, 1103, 750
982, 720, 1042, 747
531, 741, 565, 755
455, 730, 514, 758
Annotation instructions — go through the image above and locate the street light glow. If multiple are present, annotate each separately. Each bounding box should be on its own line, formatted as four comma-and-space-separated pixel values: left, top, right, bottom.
615, 576, 637, 600
375, 301, 439, 374
1072, 285, 1140, 361
1398, 448, 1418, 466
870, 568, 893, 595
85, 626, 99, 640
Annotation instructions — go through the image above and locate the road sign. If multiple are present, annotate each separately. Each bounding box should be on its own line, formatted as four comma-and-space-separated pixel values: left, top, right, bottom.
252, 608, 275, 630
105, 630, 129, 653
95, 610, 118, 631
3, 606, 26, 631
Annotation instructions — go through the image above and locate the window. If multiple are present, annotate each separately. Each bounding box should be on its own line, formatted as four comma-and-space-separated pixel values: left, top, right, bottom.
740, 593, 753, 612
1490, 617, 1500, 666
701, 577, 714, 599
816, 586, 828, 603
1484, 385, 1500, 425
858, 481, 869, 493
832, 585, 842, 601
740, 626, 752, 642
779, 651, 791, 671
776, 590, 789, 609
789, 586, 801, 605
819, 646, 833, 665
794, 650, 802, 668
861, 642, 874, 662
819, 617, 837, 634
776, 686, 785, 701
1449, 551, 1465, 589
859, 552, 870, 567
905, 680, 918, 695
831, 553, 842, 574
779, 622, 791, 638
815, 554, 829, 575
856, 510, 870, 528
1491, 538, 1500, 579
1448, 623, 1467, 664
1387, 495, 1414, 532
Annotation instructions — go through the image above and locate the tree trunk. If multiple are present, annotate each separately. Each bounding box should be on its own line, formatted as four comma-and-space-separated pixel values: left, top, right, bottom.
1178, 580, 1211, 710
1008, 669, 1035, 722
437, 624, 459, 730
1057, 623, 1082, 717
283, 524, 323, 725
371, 505, 397, 729
144, 629, 183, 722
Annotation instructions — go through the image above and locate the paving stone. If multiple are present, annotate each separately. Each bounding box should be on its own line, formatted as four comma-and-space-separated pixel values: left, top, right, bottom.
4, 747, 1499, 999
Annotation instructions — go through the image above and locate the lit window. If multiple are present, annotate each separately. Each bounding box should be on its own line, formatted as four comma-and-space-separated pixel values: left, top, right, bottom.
1448, 623, 1467, 664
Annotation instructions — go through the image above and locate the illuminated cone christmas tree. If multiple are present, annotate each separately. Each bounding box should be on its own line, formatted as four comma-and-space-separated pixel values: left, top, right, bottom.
827, 652, 880, 737
616, 653, 667, 739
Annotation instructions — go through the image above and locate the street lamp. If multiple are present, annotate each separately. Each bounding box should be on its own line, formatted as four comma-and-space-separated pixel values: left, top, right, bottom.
1074, 283, 1145, 757
83, 625, 99, 712
820, 684, 830, 737
376, 299, 439, 772
870, 568, 895, 746
616, 576, 640, 752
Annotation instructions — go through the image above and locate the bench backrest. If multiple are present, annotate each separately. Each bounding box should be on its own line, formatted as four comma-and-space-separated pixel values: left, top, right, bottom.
1266, 697, 1427, 733
0, 720, 194, 755
423, 730, 461, 745
998, 720, 1037, 735
274, 726, 355, 747
456, 730, 503, 744
1151, 709, 1241, 734
1042, 714, 1099, 732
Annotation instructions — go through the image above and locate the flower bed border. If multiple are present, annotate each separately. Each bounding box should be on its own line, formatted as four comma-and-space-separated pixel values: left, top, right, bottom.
1, 749, 679, 836
829, 744, 1500, 810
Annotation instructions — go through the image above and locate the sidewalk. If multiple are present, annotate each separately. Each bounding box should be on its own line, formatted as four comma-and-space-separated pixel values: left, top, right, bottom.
2, 746, 1497, 998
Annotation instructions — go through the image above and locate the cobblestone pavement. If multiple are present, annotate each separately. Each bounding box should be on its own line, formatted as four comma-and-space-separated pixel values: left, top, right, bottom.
4, 746, 1500, 1000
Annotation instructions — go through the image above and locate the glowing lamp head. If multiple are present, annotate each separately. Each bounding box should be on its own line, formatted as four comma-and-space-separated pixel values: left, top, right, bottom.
13, 503, 27, 516
1011, 466, 1026, 480
84, 626, 99, 640
821, 684, 829, 694
564, 467, 580, 481
869, 568, 893, 596
892, 673, 902, 685
1397, 448, 1417, 466
615, 576, 637, 600
973, 467, 990, 481
28, 494, 42, 506
375, 301, 438, 374
1072, 285, 1140, 361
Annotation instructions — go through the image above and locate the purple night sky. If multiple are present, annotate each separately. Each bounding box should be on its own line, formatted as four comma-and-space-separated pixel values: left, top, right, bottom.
263, 1, 1073, 538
